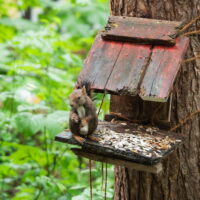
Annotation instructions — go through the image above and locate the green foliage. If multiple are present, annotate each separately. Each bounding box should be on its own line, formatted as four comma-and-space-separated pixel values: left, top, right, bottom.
0, 0, 113, 199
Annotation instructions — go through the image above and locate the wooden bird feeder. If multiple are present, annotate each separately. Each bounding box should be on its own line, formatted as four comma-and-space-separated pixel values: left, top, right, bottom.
55, 16, 189, 174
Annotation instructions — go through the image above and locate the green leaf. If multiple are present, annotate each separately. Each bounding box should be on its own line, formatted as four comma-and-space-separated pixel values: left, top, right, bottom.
45, 111, 68, 136
14, 112, 45, 135
0, 18, 40, 31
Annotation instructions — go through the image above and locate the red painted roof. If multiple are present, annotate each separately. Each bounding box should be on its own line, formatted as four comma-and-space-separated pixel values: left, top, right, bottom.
77, 17, 189, 102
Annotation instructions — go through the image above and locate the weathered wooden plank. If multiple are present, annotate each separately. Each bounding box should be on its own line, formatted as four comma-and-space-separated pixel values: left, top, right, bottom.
139, 47, 166, 101
55, 121, 184, 165
71, 148, 163, 174
102, 16, 182, 46
105, 43, 151, 95
150, 37, 189, 100
140, 37, 189, 102
77, 34, 123, 91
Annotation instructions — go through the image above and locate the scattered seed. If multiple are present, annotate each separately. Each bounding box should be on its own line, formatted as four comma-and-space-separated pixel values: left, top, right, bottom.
94, 122, 181, 158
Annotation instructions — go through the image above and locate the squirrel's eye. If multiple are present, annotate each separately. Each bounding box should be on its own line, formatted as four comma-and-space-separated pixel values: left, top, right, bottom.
77, 97, 81, 100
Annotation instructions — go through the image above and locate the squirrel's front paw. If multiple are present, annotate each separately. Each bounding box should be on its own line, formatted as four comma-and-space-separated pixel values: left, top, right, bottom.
88, 135, 101, 142
81, 119, 87, 127
73, 134, 85, 144
71, 113, 79, 123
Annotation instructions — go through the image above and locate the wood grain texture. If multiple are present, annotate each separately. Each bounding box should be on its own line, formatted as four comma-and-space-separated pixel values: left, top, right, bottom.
102, 16, 182, 46
71, 148, 163, 174
105, 43, 151, 95
140, 37, 189, 102
77, 34, 123, 91
78, 24, 188, 101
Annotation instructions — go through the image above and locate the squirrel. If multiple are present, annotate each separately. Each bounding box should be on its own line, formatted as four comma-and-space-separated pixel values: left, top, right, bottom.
69, 82, 99, 144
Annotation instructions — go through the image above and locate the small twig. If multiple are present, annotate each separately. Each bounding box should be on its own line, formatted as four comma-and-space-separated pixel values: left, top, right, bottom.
97, 92, 106, 116
110, 112, 132, 122
179, 15, 200, 33
109, 112, 146, 123
170, 109, 200, 131
168, 93, 173, 122
104, 163, 108, 200
182, 55, 200, 63
89, 159, 92, 200
183, 30, 200, 36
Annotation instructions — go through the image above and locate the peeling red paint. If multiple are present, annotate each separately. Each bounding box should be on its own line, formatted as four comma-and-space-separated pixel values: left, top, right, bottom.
78, 24, 189, 102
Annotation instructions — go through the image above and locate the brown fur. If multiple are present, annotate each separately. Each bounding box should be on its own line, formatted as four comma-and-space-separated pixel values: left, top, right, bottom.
69, 86, 98, 143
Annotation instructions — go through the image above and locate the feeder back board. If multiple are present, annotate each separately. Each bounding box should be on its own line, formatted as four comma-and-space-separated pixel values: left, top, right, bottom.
78, 16, 189, 102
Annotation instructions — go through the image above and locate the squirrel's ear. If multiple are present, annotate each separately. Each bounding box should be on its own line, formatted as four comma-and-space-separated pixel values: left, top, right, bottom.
82, 86, 87, 95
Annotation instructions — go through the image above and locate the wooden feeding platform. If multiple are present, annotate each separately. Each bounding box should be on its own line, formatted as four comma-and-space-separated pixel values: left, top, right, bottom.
55, 121, 184, 173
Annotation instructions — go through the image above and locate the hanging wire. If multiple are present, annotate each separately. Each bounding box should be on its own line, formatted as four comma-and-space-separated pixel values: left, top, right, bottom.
97, 92, 106, 116
89, 159, 93, 200
104, 163, 108, 200
101, 162, 104, 191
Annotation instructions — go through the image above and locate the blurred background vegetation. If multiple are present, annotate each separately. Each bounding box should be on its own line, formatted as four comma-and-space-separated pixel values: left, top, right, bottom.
0, 0, 113, 199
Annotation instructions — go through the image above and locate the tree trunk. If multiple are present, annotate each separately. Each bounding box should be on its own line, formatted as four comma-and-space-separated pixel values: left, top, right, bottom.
110, 1, 200, 200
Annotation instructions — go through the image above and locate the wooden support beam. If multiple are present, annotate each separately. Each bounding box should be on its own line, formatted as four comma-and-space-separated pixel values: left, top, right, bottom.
102, 16, 182, 46
71, 148, 163, 174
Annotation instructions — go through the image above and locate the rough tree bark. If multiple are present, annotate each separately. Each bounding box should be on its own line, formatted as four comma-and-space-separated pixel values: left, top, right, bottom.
110, 1, 200, 200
